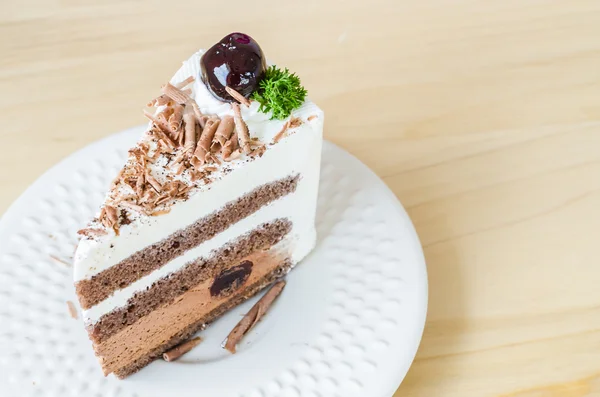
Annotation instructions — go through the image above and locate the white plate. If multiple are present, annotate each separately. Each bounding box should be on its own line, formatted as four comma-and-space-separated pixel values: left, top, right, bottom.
0, 127, 427, 397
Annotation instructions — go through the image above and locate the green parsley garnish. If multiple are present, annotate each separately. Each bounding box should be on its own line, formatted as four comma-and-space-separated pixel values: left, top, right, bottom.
252, 66, 307, 120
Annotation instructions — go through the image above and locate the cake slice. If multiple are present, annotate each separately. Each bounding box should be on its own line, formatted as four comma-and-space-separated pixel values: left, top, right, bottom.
74, 33, 323, 378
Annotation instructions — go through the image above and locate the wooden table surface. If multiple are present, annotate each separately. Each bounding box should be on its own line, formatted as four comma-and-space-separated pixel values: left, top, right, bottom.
2, 1, 600, 396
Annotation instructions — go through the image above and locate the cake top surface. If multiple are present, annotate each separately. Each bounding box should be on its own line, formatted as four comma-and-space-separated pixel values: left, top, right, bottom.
77, 34, 323, 242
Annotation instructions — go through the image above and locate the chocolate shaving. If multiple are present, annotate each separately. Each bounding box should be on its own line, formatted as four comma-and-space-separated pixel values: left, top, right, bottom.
120, 200, 149, 215
163, 337, 203, 362
251, 145, 266, 158
272, 120, 290, 144
208, 153, 222, 165
135, 174, 145, 197
67, 301, 78, 319
144, 112, 176, 147
232, 103, 252, 154
151, 208, 171, 216
105, 205, 119, 225
225, 86, 251, 107
174, 162, 185, 175
100, 216, 111, 229
193, 118, 220, 167
154, 195, 171, 206
162, 82, 191, 105
145, 172, 162, 192
49, 255, 71, 267
289, 117, 303, 128
224, 280, 286, 353
189, 170, 204, 182
77, 227, 107, 237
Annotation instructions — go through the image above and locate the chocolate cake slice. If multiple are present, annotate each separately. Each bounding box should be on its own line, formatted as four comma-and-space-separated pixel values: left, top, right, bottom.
73, 33, 323, 378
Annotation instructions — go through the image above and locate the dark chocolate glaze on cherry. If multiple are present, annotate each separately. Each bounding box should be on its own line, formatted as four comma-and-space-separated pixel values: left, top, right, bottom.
210, 260, 253, 297
200, 33, 266, 102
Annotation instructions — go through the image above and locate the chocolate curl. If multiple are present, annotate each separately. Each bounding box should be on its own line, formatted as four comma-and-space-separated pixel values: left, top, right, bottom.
147, 95, 172, 108
190, 101, 206, 127
144, 112, 177, 148
147, 77, 195, 107
231, 103, 252, 154
177, 128, 185, 148
156, 106, 173, 125
222, 131, 239, 160
213, 115, 235, 148
163, 337, 203, 362
183, 107, 197, 155
66, 301, 78, 319
162, 82, 191, 105
168, 104, 184, 134
192, 118, 220, 166
224, 280, 286, 353
225, 86, 251, 107
175, 76, 195, 89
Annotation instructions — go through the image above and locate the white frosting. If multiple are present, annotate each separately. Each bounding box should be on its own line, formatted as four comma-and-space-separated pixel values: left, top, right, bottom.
74, 49, 323, 323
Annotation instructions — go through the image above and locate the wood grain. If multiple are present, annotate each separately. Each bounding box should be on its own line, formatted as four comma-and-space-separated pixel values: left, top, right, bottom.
2, 1, 600, 395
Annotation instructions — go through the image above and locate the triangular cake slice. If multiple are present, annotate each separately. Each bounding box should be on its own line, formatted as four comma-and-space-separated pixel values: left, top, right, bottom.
74, 33, 323, 378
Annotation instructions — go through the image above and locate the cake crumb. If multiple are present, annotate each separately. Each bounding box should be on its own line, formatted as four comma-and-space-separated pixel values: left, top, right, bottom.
66, 301, 78, 319
49, 255, 71, 267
